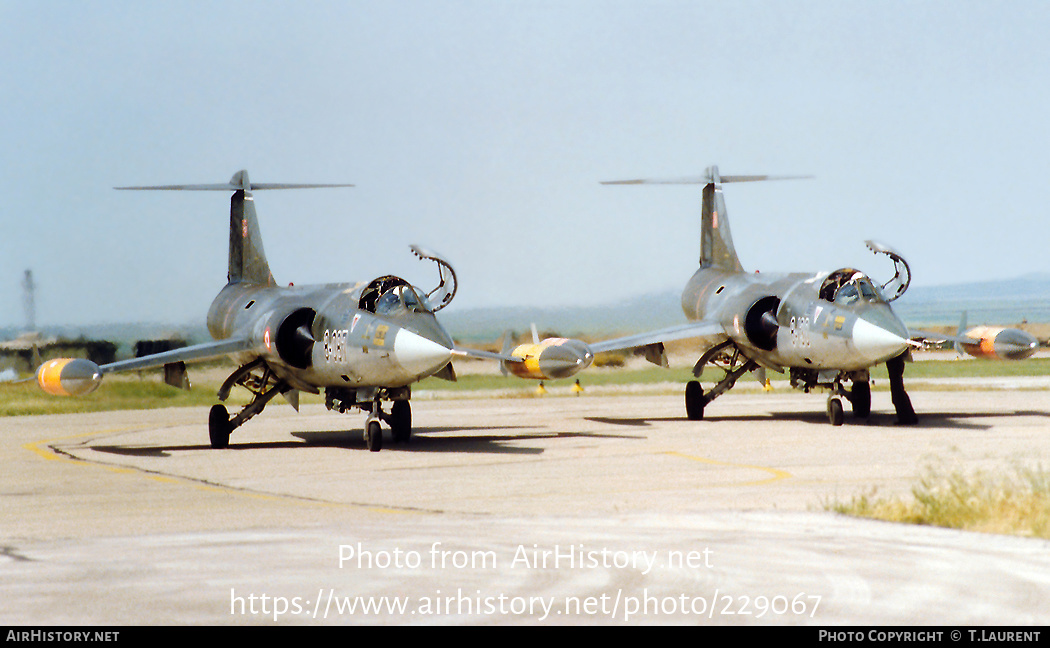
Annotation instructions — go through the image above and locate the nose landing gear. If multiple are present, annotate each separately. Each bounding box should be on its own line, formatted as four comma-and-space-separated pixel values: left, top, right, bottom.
326, 387, 414, 452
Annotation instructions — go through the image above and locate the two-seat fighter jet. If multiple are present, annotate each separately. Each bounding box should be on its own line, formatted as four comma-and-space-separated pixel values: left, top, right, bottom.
35, 171, 593, 450
586, 167, 1038, 425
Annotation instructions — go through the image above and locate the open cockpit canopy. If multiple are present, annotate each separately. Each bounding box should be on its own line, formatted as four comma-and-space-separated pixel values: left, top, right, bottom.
359, 275, 433, 315
818, 268, 885, 306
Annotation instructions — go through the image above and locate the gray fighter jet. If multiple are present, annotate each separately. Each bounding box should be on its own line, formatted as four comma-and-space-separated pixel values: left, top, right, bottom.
36, 171, 593, 450
588, 166, 1038, 425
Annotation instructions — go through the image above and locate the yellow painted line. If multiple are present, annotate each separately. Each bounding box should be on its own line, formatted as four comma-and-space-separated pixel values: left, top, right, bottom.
24, 429, 226, 490
361, 507, 424, 515
22, 429, 129, 462
664, 451, 793, 486
22, 427, 416, 513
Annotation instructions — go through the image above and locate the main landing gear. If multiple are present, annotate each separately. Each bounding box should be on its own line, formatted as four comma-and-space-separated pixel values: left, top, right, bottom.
685, 342, 757, 421
684, 343, 894, 426
207, 358, 293, 449
205, 361, 418, 451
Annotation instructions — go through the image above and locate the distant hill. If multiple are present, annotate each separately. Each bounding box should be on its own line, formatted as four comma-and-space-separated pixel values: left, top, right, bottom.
441, 291, 685, 343
894, 273, 1050, 327
445, 273, 1050, 341
6, 274, 1049, 349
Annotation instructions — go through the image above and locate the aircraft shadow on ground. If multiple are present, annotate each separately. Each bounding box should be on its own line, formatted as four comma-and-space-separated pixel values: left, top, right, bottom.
360, 429, 639, 455
587, 409, 1050, 431
86, 426, 638, 458
86, 407, 1044, 458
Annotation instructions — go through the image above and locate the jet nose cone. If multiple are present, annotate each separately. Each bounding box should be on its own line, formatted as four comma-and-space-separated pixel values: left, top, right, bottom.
392, 328, 453, 378
851, 316, 911, 365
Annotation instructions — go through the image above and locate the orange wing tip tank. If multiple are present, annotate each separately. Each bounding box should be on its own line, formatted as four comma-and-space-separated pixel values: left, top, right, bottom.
36, 358, 103, 396
960, 326, 1040, 361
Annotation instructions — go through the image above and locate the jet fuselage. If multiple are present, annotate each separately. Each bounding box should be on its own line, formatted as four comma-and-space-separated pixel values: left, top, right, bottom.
681, 265, 911, 374
206, 278, 455, 395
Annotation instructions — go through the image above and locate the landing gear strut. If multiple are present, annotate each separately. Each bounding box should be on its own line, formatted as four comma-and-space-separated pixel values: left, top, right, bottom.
686, 345, 757, 421
208, 359, 291, 449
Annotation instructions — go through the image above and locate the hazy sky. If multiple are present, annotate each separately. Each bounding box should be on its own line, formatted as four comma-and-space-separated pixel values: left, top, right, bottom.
2, 1, 1048, 328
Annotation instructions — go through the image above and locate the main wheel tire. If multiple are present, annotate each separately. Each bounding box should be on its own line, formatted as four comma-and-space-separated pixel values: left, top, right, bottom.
390, 400, 412, 444
365, 419, 383, 452
685, 381, 706, 420
208, 404, 231, 449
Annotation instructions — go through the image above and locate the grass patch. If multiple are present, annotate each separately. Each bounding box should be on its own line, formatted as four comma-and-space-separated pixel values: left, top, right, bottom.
873, 356, 1050, 380
0, 375, 246, 417
827, 465, 1050, 539
2, 355, 1048, 416
422, 356, 1050, 393
416, 365, 699, 393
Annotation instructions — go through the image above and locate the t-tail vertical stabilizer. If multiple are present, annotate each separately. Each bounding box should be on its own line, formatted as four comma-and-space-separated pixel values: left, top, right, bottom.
700, 166, 744, 272
601, 166, 809, 274
116, 170, 354, 286
227, 171, 274, 286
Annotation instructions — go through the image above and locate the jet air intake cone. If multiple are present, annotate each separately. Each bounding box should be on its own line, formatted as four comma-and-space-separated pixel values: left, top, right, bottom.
276, 308, 316, 369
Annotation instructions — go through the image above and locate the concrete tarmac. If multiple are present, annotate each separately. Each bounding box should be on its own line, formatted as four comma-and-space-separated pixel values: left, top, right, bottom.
3, 388, 1050, 625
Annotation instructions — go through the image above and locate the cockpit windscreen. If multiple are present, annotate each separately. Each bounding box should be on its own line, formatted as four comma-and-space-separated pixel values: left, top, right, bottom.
375, 284, 431, 315
819, 269, 885, 305
359, 276, 433, 315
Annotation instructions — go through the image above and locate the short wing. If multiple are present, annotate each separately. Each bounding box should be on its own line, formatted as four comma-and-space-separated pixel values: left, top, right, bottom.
99, 337, 254, 374
589, 321, 726, 354
449, 322, 728, 363
909, 329, 968, 343
908, 326, 1039, 361
449, 320, 727, 376
451, 347, 521, 362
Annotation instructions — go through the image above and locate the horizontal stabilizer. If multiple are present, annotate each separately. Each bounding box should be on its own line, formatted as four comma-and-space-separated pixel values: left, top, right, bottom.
601, 166, 811, 186
115, 170, 353, 287
116, 170, 353, 192
602, 175, 811, 185
115, 182, 356, 191
602, 165, 811, 272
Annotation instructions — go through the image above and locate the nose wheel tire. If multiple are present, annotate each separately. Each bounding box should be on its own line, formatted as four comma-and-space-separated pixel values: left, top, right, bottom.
827, 397, 844, 426
208, 404, 232, 449
365, 419, 383, 452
